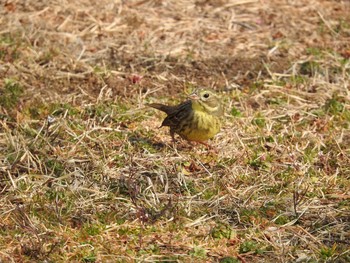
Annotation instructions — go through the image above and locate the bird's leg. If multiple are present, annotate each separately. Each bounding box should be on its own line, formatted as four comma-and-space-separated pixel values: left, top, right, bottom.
170, 129, 178, 149
197, 141, 218, 153
197, 141, 212, 148
170, 129, 176, 144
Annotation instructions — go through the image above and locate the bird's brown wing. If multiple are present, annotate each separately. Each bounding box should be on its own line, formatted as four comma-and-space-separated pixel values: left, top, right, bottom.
146, 100, 192, 128
161, 100, 192, 128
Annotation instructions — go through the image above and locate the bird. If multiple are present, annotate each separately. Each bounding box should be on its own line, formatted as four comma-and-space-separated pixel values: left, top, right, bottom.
146, 88, 223, 146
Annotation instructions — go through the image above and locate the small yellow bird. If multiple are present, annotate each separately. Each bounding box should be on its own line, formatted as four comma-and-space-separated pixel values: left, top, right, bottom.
146, 88, 223, 145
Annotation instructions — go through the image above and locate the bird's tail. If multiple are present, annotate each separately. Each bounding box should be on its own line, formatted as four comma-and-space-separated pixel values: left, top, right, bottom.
146, 103, 173, 115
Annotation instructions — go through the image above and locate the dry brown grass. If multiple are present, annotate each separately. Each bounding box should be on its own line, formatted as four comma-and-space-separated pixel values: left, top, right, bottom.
1, 0, 350, 262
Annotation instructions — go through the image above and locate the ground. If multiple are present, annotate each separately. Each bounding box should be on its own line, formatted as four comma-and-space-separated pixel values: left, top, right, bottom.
0, 0, 349, 262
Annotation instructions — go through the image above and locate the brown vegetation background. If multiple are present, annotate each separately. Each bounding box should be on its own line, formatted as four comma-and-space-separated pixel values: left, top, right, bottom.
1, 0, 349, 262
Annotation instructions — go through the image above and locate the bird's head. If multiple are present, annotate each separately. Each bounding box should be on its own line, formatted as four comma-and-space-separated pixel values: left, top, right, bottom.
189, 88, 223, 116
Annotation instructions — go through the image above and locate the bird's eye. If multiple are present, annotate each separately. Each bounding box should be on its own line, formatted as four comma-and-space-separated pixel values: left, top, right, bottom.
203, 93, 210, 99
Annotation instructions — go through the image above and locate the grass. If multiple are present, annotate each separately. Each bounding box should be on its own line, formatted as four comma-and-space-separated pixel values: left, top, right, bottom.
1, 0, 350, 262
0, 79, 24, 110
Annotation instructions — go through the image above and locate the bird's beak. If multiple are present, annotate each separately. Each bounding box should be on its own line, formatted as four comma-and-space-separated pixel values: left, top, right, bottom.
188, 90, 199, 100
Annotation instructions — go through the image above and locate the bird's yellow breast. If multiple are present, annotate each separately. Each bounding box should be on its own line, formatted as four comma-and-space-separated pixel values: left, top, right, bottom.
179, 110, 221, 142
